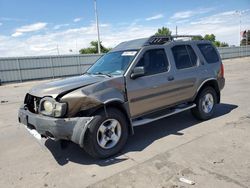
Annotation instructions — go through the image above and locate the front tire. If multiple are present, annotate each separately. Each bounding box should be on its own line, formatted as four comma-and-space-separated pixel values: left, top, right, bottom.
191, 87, 217, 120
83, 108, 128, 159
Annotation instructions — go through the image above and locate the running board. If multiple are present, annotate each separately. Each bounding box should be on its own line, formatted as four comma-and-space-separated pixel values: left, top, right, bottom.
132, 104, 196, 127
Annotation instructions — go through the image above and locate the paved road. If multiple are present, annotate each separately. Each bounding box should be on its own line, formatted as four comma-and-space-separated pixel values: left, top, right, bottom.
0, 57, 250, 188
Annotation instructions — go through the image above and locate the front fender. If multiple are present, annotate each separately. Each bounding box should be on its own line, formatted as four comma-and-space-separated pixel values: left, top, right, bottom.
61, 76, 126, 117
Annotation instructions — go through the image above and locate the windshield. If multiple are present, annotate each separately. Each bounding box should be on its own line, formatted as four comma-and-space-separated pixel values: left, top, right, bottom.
87, 50, 138, 76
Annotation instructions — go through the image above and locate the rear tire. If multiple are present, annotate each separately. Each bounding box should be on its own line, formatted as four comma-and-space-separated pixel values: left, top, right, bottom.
83, 108, 128, 159
191, 87, 217, 120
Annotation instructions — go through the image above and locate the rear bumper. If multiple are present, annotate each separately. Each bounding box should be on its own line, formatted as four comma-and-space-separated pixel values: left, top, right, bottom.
219, 77, 225, 90
18, 105, 93, 147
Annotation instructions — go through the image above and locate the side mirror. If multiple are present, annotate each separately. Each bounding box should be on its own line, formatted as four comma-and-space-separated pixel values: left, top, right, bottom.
131, 66, 145, 79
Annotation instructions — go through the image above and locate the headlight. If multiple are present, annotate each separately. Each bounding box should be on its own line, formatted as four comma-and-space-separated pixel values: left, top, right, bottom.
40, 98, 67, 117
44, 101, 53, 114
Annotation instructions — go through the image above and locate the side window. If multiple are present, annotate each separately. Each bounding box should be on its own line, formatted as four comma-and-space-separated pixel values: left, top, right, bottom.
136, 49, 169, 75
197, 43, 219, 64
187, 45, 197, 66
172, 45, 197, 69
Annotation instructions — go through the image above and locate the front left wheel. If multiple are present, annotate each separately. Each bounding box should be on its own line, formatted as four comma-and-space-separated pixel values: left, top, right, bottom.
83, 108, 128, 159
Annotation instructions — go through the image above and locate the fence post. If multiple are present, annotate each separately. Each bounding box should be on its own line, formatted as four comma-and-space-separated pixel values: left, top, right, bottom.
246, 44, 248, 57
77, 55, 81, 75
50, 57, 55, 79
16, 58, 22, 82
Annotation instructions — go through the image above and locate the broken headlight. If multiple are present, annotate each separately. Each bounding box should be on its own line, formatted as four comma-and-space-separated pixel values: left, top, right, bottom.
39, 97, 67, 117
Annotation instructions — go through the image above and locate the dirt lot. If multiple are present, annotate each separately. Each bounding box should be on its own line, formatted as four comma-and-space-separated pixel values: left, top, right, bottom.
0, 57, 250, 188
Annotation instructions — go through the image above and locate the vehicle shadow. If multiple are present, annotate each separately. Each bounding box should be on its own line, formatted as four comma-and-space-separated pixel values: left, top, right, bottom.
45, 103, 237, 166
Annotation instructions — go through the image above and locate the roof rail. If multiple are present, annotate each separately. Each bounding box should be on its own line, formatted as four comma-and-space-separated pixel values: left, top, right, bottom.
171, 35, 203, 39
144, 34, 203, 46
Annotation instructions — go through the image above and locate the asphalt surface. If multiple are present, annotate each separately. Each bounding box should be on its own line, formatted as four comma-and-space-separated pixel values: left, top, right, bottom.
0, 57, 250, 188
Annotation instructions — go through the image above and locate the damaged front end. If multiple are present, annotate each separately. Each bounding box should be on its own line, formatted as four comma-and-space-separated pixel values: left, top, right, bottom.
18, 75, 128, 147
18, 104, 94, 146
18, 91, 102, 147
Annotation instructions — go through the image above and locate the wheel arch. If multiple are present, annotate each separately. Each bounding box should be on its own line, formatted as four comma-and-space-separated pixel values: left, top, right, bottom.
87, 99, 133, 135
194, 79, 220, 103
104, 100, 133, 135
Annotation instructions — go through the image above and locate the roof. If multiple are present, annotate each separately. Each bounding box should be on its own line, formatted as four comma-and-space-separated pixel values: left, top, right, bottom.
111, 35, 205, 52
111, 38, 148, 52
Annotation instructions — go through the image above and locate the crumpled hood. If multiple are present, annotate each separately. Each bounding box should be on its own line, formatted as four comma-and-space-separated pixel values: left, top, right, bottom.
29, 74, 106, 98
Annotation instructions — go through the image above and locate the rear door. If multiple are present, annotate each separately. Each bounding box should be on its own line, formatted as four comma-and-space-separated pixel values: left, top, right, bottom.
167, 43, 204, 102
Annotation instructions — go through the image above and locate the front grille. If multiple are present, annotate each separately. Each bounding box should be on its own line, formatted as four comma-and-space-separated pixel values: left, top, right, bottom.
24, 94, 41, 114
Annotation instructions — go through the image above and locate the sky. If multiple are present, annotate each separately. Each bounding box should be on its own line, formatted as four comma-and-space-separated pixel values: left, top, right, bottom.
0, 0, 250, 57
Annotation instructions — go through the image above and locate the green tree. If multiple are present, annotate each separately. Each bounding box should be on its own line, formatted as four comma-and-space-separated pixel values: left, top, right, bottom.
79, 41, 111, 54
197, 34, 229, 47
213, 41, 221, 47
204, 34, 216, 42
155, 27, 172, 36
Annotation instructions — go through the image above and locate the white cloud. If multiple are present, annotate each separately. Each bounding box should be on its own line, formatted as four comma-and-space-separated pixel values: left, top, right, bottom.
11, 32, 23, 37
1, 9, 250, 57
99, 23, 110, 27
73, 17, 82, 22
171, 11, 193, 19
146, 14, 164, 21
0, 17, 25, 22
12, 22, 47, 37
190, 11, 236, 25
0, 23, 2, 26
176, 19, 190, 24
175, 10, 250, 46
0, 22, 156, 57
15, 22, 47, 32
171, 8, 214, 20
53, 24, 70, 30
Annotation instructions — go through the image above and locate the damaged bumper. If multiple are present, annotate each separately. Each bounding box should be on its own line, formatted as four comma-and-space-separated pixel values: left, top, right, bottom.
18, 105, 93, 147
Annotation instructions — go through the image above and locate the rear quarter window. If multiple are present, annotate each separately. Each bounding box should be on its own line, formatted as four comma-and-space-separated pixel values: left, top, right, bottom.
198, 44, 219, 64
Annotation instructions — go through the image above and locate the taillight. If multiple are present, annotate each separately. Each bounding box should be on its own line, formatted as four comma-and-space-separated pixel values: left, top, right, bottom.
219, 63, 224, 78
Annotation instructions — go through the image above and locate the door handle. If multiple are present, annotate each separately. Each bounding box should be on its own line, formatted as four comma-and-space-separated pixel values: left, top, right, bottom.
168, 76, 174, 81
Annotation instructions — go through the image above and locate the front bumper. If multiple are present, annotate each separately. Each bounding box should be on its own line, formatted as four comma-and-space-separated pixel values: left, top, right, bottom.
18, 105, 93, 147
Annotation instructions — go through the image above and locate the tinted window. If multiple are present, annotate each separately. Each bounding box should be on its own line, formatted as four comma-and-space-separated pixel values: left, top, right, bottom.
136, 49, 169, 75
172, 45, 197, 69
187, 45, 197, 66
198, 44, 219, 64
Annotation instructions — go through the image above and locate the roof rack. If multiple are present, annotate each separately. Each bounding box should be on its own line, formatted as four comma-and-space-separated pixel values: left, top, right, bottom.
144, 35, 203, 46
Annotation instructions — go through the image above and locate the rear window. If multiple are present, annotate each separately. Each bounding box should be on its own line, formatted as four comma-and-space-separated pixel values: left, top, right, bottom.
198, 44, 219, 64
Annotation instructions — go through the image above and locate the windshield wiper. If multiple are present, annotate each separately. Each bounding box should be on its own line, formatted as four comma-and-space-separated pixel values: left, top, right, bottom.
92, 72, 112, 77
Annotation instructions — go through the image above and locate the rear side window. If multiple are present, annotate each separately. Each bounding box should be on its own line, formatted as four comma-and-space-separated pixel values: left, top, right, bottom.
198, 44, 219, 64
172, 45, 197, 69
136, 49, 169, 75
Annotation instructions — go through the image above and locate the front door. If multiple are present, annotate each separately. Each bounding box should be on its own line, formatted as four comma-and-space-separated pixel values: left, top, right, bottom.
125, 48, 173, 118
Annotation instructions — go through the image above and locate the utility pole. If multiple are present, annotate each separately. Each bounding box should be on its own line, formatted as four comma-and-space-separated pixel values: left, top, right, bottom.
175, 25, 178, 35
235, 10, 242, 57
235, 10, 242, 45
94, 0, 101, 54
